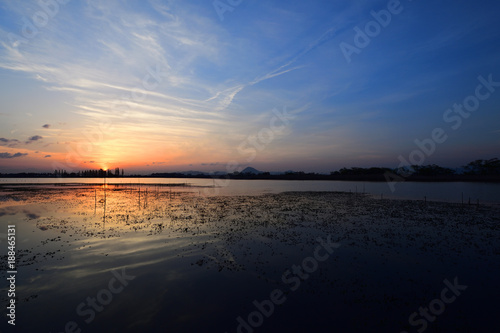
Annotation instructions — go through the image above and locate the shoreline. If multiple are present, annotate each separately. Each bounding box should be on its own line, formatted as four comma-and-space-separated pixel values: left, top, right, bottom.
1, 174, 500, 182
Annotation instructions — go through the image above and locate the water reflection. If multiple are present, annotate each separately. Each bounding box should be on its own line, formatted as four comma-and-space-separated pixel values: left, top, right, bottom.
0, 185, 498, 332
2, 177, 500, 203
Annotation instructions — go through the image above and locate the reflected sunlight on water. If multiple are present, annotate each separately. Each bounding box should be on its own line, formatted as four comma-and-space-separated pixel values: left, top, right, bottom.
0, 184, 499, 332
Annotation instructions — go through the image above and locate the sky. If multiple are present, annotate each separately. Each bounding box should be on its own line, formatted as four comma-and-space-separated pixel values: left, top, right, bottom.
0, 0, 499, 174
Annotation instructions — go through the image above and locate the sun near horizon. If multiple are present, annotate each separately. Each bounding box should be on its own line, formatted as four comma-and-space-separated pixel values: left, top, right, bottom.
0, 1, 499, 175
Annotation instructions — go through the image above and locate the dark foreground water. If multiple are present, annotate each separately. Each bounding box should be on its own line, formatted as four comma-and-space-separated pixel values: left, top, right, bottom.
0, 184, 499, 332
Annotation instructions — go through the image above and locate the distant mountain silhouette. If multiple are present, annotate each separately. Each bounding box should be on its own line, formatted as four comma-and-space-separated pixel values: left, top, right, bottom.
240, 166, 263, 174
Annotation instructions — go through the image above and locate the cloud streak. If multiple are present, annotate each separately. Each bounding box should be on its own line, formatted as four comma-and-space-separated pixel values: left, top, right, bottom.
0, 138, 20, 147
0, 152, 28, 159
26, 135, 43, 144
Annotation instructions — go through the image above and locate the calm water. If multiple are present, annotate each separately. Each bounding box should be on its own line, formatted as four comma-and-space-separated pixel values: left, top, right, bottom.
1, 177, 500, 203
0, 182, 498, 332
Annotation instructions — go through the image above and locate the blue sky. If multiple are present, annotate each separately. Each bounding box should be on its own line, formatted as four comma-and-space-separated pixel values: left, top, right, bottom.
0, 0, 499, 174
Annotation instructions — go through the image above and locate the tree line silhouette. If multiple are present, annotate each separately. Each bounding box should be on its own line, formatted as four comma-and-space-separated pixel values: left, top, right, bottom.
0, 158, 499, 181
52, 167, 124, 178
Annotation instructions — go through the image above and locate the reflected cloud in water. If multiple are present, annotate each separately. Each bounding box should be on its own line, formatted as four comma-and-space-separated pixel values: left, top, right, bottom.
0, 184, 498, 332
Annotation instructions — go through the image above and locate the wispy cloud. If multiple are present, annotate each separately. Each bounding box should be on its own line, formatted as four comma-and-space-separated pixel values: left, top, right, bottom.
26, 135, 43, 144
0, 152, 28, 159
0, 138, 20, 147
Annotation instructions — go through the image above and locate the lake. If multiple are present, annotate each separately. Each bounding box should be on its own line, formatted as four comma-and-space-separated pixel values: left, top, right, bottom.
1, 177, 500, 204
0, 181, 498, 332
